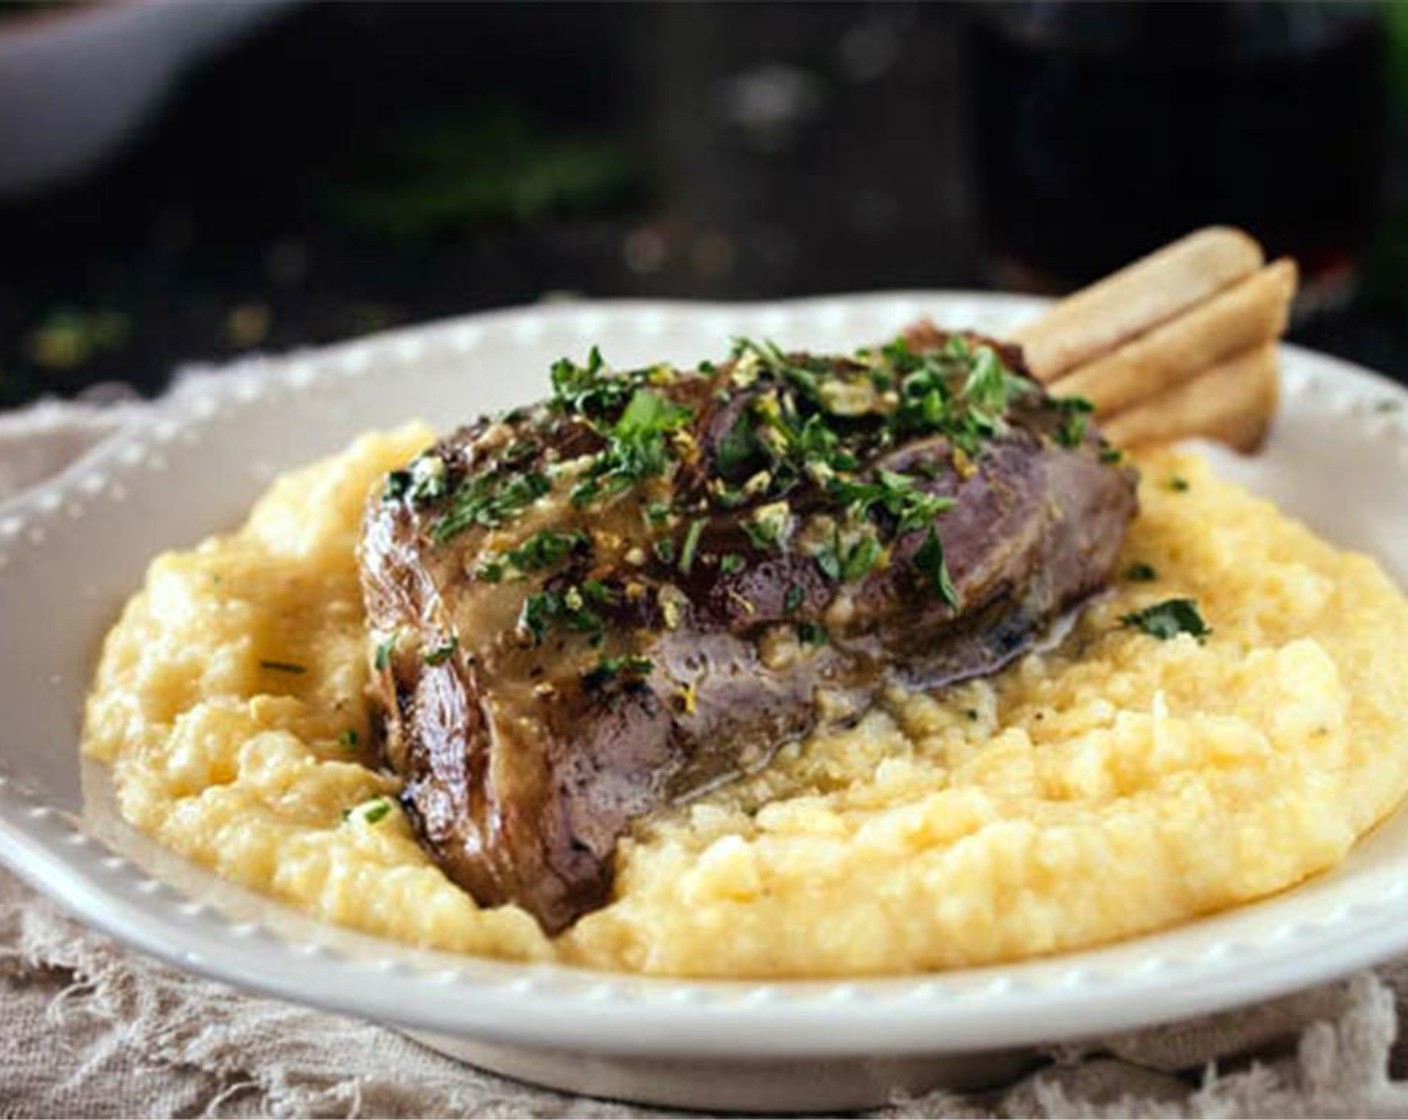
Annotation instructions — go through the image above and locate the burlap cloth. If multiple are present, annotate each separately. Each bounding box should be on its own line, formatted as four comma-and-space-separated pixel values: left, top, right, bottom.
6, 391, 1408, 1119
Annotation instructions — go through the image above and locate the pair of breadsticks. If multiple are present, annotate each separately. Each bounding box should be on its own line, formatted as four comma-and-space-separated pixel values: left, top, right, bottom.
1011, 227, 1296, 452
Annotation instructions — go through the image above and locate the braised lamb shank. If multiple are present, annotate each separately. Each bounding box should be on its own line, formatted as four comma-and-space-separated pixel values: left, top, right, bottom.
359, 325, 1138, 934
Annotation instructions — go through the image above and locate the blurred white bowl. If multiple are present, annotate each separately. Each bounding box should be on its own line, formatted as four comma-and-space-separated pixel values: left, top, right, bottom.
0, 0, 297, 199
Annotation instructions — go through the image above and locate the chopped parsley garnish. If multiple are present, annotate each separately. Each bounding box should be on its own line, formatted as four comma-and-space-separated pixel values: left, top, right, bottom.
259, 659, 306, 674
484, 529, 589, 579
517, 582, 616, 645
1121, 598, 1210, 641
717, 350, 859, 495
730, 337, 832, 402
423, 635, 458, 665
363, 800, 393, 824
703, 334, 1031, 612
811, 470, 955, 590
842, 533, 882, 581
878, 334, 1034, 453
512, 528, 590, 571
432, 469, 550, 543
382, 470, 413, 501
517, 592, 559, 644
571, 388, 693, 506
1167, 476, 1190, 493
467, 336, 1067, 650
620, 385, 692, 437
1050, 396, 1095, 449
344, 796, 394, 826
710, 482, 749, 510
814, 526, 881, 583
1099, 445, 1125, 464
336, 729, 360, 751
830, 470, 955, 535
914, 529, 958, 606
580, 579, 617, 606
501, 438, 538, 467
550, 345, 633, 419
678, 518, 707, 574
581, 654, 653, 692
1123, 562, 1158, 582
374, 633, 397, 671
383, 452, 449, 505
961, 341, 1031, 425
741, 501, 791, 551
798, 620, 827, 646
790, 413, 855, 470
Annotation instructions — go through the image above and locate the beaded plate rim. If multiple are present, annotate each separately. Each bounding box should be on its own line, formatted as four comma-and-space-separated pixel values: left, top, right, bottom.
1, 291, 1406, 1058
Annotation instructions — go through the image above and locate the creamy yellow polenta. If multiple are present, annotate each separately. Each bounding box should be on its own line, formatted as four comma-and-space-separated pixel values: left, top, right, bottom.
82, 427, 1408, 976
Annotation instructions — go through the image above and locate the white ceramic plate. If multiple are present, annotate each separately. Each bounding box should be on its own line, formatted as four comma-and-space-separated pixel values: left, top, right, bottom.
3, 293, 1408, 1112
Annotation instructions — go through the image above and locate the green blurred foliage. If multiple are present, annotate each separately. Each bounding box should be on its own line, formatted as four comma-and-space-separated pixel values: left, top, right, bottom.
330, 108, 637, 241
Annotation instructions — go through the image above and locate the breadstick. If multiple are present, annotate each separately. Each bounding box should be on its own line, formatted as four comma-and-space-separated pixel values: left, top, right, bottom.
1012, 227, 1264, 382
1100, 343, 1279, 452
1048, 259, 1295, 418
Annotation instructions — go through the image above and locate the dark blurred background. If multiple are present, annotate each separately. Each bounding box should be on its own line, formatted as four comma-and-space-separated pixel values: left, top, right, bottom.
2, 0, 1407, 408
